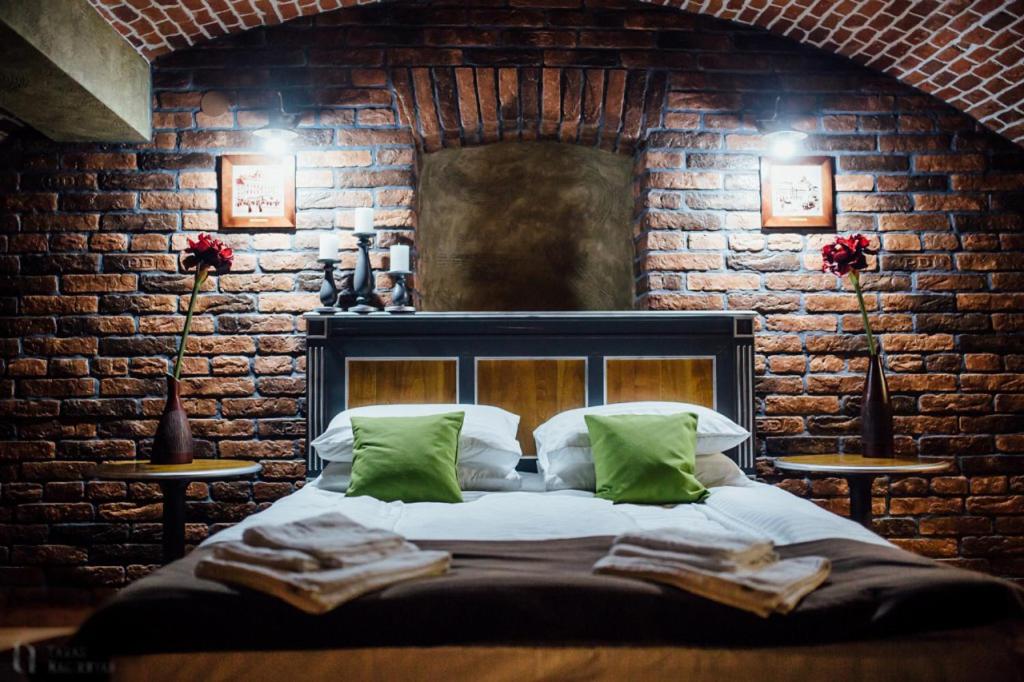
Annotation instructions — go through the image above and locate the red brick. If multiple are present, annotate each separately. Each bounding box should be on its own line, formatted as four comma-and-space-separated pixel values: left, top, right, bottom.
139, 192, 216, 210
967, 496, 1024, 515
838, 193, 912, 212
913, 154, 986, 172
687, 273, 760, 291
888, 538, 958, 558
914, 193, 986, 211
62, 153, 136, 170
956, 253, 1019, 271
644, 253, 723, 271
764, 396, 840, 415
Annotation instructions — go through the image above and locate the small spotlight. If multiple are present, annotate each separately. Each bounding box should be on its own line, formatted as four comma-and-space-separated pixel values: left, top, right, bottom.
765, 130, 807, 159
254, 127, 298, 155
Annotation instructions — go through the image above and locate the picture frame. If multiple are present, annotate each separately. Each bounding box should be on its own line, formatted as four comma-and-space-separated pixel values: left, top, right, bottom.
219, 154, 296, 229
760, 156, 835, 229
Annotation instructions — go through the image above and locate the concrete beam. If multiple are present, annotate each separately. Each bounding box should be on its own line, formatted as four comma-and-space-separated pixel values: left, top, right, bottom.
0, 0, 151, 143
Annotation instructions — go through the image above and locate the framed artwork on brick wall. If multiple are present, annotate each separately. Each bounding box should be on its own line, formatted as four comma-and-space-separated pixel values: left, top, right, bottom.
760, 156, 835, 229
219, 154, 296, 229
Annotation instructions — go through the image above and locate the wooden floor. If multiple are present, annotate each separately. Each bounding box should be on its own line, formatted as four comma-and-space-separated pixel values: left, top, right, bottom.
0, 607, 92, 653
0, 626, 76, 652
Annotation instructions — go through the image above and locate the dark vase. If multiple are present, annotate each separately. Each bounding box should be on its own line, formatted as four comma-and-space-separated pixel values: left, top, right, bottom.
152, 374, 194, 465
861, 353, 894, 457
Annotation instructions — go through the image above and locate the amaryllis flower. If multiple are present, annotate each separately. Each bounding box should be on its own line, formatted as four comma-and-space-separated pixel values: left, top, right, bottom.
822, 234, 874, 277
183, 233, 234, 275
823, 234, 880, 356
172, 234, 233, 380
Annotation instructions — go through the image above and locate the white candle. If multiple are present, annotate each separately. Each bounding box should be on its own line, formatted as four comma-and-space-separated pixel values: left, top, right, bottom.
390, 244, 410, 272
318, 231, 339, 260
353, 207, 375, 235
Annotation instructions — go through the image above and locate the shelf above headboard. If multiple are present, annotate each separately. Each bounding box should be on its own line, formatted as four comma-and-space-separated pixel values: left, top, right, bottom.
304, 311, 757, 475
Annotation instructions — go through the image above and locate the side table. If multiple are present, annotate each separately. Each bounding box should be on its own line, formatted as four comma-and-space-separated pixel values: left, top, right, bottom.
94, 459, 262, 563
774, 455, 948, 527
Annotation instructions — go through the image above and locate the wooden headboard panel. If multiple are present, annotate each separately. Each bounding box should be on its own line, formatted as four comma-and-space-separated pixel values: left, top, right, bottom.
305, 312, 756, 473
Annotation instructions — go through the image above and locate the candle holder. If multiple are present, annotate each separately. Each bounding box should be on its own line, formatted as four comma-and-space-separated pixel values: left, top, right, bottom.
316, 258, 340, 314
386, 270, 415, 314
348, 232, 378, 314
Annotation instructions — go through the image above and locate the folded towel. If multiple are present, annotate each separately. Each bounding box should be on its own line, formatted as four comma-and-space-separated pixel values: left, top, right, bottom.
613, 527, 775, 570
609, 543, 779, 572
242, 512, 417, 568
594, 553, 831, 618
196, 550, 452, 614
212, 541, 321, 572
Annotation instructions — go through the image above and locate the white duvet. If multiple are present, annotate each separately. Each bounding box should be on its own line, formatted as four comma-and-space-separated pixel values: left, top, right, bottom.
202, 474, 887, 549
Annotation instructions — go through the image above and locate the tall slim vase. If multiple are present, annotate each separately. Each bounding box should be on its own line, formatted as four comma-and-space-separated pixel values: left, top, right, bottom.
152, 375, 194, 465
861, 353, 894, 457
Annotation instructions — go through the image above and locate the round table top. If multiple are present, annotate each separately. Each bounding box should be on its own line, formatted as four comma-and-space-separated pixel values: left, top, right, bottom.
774, 454, 949, 475
95, 459, 262, 481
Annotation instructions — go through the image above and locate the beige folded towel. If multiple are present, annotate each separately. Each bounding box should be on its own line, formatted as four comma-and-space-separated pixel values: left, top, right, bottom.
212, 541, 320, 572
613, 527, 775, 569
196, 550, 452, 614
242, 512, 417, 567
609, 543, 779, 572
594, 553, 831, 618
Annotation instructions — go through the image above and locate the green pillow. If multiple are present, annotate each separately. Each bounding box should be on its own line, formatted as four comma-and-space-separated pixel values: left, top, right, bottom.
585, 413, 708, 505
347, 412, 464, 503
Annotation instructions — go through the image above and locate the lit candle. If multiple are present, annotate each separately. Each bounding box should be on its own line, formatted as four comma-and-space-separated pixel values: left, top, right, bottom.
318, 231, 339, 260
353, 207, 375, 235
390, 244, 410, 272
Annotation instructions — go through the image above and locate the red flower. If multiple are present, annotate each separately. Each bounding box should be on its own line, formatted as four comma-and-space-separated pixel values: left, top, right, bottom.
822, 234, 874, 277
183, 233, 233, 275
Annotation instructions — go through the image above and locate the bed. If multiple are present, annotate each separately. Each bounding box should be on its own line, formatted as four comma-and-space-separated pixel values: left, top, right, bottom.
74, 312, 1024, 681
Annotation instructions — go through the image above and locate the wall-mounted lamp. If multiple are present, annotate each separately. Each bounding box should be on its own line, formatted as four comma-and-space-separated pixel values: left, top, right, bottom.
757, 96, 807, 159
253, 91, 299, 155
763, 129, 807, 159
254, 126, 298, 155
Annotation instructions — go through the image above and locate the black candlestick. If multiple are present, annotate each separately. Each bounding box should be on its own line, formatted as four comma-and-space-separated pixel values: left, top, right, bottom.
316, 258, 339, 314
348, 232, 378, 314
386, 270, 415, 314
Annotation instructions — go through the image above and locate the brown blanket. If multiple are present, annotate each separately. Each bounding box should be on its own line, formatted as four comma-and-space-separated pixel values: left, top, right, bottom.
74, 537, 1023, 656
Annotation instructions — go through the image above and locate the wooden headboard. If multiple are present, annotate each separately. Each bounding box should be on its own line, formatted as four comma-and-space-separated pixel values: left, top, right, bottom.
304, 312, 756, 474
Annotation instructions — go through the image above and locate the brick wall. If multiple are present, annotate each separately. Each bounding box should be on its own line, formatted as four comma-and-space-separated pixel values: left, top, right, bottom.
2, 0, 1023, 603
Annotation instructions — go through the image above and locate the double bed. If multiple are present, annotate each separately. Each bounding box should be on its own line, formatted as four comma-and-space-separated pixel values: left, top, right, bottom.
74, 313, 1024, 680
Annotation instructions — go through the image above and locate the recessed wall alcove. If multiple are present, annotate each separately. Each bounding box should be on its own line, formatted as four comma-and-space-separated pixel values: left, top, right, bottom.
416, 141, 635, 311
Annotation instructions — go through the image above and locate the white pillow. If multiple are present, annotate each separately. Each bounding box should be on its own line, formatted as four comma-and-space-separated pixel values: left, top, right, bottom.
315, 461, 523, 493
540, 452, 748, 492
534, 402, 750, 491
316, 461, 355, 492
457, 466, 523, 492
694, 453, 750, 488
310, 404, 522, 475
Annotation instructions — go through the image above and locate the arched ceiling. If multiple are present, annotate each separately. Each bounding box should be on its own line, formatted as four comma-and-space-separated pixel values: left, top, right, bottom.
87, 0, 1024, 147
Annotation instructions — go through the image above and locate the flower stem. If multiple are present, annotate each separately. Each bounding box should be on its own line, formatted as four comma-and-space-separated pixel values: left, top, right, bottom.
172, 268, 206, 380
850, 270, 877, 356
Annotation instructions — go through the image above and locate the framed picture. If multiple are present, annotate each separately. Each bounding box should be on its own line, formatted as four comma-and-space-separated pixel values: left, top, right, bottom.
219, 154, 296, 229
760, 156, 835, 229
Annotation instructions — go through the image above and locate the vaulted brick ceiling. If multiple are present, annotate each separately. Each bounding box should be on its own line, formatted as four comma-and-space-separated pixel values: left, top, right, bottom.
87, 0, 1024, 147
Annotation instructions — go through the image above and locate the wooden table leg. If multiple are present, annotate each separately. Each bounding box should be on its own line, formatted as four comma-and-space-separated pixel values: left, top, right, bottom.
848, 475, 874, 528
160, 480, 188, 563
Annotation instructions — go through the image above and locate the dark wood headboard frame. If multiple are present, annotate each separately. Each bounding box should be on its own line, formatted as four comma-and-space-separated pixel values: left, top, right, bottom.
304, 311, 757, 475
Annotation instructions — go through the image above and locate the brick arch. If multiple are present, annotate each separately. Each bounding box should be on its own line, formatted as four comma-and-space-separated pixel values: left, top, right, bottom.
390, 67, 666, 153
87, 0, 1024, 147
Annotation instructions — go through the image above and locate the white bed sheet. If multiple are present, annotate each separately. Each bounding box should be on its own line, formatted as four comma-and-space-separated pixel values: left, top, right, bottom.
202, 474, 887, 549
